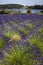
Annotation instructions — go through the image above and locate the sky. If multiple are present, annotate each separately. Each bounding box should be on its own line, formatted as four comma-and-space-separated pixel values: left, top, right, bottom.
0, 0, 43, 6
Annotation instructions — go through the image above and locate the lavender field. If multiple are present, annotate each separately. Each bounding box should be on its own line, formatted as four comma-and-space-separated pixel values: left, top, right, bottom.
0, 14, 43, 65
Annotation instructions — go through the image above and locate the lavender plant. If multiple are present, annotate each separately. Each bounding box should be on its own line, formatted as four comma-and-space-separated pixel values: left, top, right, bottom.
0, 14, 43, 65
2, 46, 33, 65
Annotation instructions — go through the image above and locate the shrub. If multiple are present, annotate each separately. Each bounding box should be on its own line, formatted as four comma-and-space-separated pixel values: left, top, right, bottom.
0, 9, 10, 14
40, 10, 43, 13
27, 9, 31, 14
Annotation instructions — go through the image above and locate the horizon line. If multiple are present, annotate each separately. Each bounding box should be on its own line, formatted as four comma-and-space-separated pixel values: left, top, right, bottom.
0, 3, 43, 6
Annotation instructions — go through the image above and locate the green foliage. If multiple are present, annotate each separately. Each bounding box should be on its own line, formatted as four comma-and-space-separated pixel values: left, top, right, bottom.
0, 39, 5, 48
4, 31, 21, 42
18, 27, 28, 35
33, 60, 41, 65
29, 36, 43, 48
26, 23, 35, 29
0, 9, 16, 14
10, 21, 18, 26
29, 29, 43, 55
38, 28, 43, 35
4, 32, 13, 38
2, 46, 33, 65
0, 60, 4, 65
4, 31, 19, 38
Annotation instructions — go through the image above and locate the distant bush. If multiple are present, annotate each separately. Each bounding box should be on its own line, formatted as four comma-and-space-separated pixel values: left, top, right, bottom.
0, 9, 10, 14
40, 10, 43, 13
0, 9, 16, 14
27, 9, 31, 14
0, 9, 22, 14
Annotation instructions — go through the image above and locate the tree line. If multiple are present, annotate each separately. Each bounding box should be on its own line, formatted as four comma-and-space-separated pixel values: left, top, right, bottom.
0, 4, 24, 9
26, 5, 43, 9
